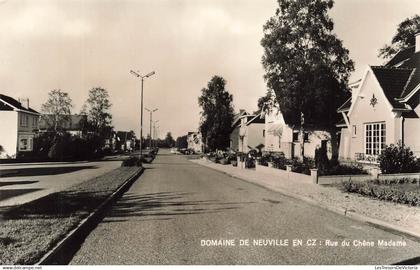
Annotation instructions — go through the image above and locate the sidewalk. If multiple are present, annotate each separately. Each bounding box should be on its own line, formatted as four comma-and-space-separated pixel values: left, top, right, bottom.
191, 158, 420, 239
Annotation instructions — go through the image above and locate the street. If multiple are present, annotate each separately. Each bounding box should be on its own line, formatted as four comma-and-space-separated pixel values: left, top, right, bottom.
0, 158, 122, 208
70, 149, 420, 265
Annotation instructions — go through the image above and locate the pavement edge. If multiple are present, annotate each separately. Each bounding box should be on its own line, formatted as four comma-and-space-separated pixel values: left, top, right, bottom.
36, 166, 145, 265
192, 159, 420, 242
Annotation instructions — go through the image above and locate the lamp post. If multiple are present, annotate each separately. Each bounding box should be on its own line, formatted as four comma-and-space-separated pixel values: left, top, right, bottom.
153, 120, 159, 147
130, 70, 155, 159
145, 107, 158, 149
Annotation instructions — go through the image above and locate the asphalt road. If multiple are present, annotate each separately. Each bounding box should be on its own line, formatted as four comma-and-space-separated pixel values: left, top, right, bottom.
0, 158, 122, 207
71, 149, 420, 265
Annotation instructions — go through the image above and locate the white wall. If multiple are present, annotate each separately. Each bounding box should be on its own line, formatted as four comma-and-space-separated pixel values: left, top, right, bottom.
0, 111, 18, 158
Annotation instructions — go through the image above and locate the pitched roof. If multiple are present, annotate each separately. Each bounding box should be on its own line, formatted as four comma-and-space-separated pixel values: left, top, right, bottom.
370, 66, 413, 109
337, 97, 351, 112
39, 114, 87, 130
397, 51, 420, 98
246, 113, 265, 125
0, 94, 39, 114
232, 109, 248, 127
385, 46, 415, 67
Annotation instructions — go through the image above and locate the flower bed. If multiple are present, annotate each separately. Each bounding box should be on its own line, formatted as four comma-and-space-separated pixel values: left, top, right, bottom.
0, 166, 142, 265
342, 178, 420, 206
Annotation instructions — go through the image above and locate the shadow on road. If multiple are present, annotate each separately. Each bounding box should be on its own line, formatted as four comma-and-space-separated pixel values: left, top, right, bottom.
0, 166, 97, 178
0, 188, 43, 202
102, 191, 255, 223
0, 180, 39, 187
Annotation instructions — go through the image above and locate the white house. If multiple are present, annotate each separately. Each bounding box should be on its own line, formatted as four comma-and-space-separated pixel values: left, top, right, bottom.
235, 113, 265, 153
337, 33, 420, 162
264, 106, 331, 159
0, 94, 40, 158
187, 132, 203, 153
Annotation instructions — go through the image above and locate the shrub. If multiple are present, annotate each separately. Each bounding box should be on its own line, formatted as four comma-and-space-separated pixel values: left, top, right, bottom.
288, 157, 315, 175
121, 156, 142, 167
377, 142, 419, 174
320, 163, 368, 176
342, 180, 420, 206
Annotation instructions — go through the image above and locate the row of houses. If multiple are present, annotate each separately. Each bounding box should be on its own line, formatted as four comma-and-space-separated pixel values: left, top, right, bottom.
229, 33, 420, 163
0, 94, 137, 158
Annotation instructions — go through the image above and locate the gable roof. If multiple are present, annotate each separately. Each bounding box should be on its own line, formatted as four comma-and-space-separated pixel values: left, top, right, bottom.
385, 46, 415, 67
39, 114, 87, 131
0, 94, 40, 114
370, 66, 413, 109
337, 97, 351, 112
232, 109, 248, 127
246, 112, 265, 126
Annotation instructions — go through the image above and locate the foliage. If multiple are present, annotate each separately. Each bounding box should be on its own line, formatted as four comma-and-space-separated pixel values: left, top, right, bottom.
175, 135, 188, 149
379, 15, 420, 59
198, 76, 235, 152
261, 0, 354, 160
165, 132, 175, 148
121, 156, 142, 167
288, 157, 315, 175
343, 179, 420, 206
81, 87, 113, 137
320, 163, 367, 176
377, 142, 420, 174
41, 89, 73, 132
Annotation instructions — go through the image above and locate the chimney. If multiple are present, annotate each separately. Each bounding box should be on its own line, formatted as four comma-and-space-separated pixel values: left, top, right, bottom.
18, 98, 29, 109
416, 32, 420, 53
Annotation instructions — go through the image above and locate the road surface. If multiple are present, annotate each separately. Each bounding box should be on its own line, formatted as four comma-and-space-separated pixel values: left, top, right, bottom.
0, 158, 122, 207
70, 149, 420, 264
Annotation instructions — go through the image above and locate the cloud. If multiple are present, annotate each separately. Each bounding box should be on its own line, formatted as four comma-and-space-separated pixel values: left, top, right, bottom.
2, 3, 92, 38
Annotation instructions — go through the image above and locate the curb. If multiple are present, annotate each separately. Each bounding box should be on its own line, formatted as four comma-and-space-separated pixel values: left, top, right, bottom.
192, 160, 420, 242
36, 167, 145, 265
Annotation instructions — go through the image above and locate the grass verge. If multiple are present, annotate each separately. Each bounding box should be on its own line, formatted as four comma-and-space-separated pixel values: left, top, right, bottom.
0, 167, 141, 265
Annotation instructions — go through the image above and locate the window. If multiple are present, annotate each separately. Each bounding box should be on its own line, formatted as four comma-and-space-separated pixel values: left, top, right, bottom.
352, 125, 357, 136
365, 122, 386, 156
293, 131, 299, 142
32, 117, 38, 128
263, 129, 265, 137
304, 132, 309, 142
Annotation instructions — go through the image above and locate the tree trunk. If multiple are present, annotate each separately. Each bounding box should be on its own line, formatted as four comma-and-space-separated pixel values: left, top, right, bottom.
329, 128, 339, 163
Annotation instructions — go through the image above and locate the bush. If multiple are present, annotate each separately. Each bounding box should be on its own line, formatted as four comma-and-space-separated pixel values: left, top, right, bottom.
320, 163, 368, 176
288, 157, 315, 175
377, 142, 419, 174
121, 156, 142, 167
342, 179, 420, 206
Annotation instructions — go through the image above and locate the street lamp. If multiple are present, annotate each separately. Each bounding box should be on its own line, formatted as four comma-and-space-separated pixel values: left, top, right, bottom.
145, 107, 158, 149
130, 70, 156, 159
153, 120, 159, 148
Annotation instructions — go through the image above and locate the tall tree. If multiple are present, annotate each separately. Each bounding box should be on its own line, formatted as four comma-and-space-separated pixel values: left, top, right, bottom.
175, 135, 188, 149
81, 87, 113, 136
41, 89, 73, 132
165, 132, 175, 147
379, 15, 420, 59
198, 75, 235, 152
261, 0, 354, 160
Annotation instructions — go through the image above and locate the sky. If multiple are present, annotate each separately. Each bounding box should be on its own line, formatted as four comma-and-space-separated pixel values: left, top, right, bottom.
0, 0, 418, 139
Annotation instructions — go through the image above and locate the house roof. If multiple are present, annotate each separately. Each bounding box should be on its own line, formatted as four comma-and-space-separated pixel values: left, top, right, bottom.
232, 109, 248, 127
385, 46, 415, 67
336, 118, 347, 127
246, 113, 265, 126
117, 131, 135, 140
397, 51, 420, 99
0, 94, 40, 114
337, 97, 351, 112
370, 66, 414, 109
39, 114, 87, 131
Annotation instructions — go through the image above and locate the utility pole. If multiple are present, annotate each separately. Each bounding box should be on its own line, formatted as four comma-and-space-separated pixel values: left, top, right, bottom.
153, 120, 159, 148
130, 70, 155, 160
145, 108, 158, 149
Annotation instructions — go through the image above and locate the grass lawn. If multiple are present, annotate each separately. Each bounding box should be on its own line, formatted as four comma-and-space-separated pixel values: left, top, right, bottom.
0, 167, 141, 265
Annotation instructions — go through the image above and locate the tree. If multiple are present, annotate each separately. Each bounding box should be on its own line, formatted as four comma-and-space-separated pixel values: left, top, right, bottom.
198, 76, 235, 152
176, 135, 188, 149
81, 87, 113, 137
379, 15, 420, 59
261, 0, 354, 160
41, 89, 73, 132
165, 132, 175, 147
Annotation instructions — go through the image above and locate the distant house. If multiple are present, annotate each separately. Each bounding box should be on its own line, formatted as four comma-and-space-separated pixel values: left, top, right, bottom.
337, 33, 420, 162
116, 131, 136, 152
230, 109, 249, 151
264, 106, 331, 159
234, 112, 265, 153
38, 114, 87, 137
0, 94, 40, 158
187, 132, 203, 153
